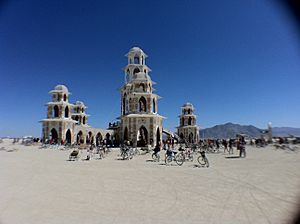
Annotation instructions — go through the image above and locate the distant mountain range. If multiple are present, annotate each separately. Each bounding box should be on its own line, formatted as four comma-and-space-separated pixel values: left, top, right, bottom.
200, 123, 300, 139
272, 127, 300, 137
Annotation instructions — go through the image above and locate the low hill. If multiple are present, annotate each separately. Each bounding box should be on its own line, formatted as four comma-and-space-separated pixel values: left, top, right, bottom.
200, 123, 262, 139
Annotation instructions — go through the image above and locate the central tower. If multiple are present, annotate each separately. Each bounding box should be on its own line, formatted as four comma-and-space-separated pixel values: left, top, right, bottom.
119, 47, 164, 147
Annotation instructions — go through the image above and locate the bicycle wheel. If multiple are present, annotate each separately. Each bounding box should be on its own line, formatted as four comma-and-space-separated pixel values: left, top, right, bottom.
154, 154, 160, 162
134, 148, 140, 155
197, 156, 206, 166
152, 153, 158, 161
122, 152, 128, 160
175, 153, 184, 166
129, 151, 133, 160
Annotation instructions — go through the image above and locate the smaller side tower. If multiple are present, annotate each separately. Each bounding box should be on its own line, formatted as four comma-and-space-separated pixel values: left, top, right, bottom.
71, 101, 89, 126
41, 85, 76, 144
177, 103, 199, 144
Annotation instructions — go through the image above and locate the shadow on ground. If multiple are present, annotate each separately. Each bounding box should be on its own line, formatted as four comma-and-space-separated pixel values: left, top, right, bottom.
225, 156, 241, 159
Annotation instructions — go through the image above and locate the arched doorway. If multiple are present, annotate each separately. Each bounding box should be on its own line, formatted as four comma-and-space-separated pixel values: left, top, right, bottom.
65, 106, 69, 118
123, 127, 129, 142
50, 128, 58, 144
105, 133, 111, 146
96, 132, 102, 146
180, 133, 184, 141
65, 129, 71, 144
139, 97, 147, 112
76, 131, 83, 144
53, 105, 59, 118
156, 127, 161, 146
137, 126, 148, 147
86, 131, 93, 145
189, 133, 194, 143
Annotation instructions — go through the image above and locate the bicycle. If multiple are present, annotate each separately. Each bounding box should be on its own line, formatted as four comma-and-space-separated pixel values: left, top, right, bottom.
152, 151, 160, 162
182, 147, 194, 162
96, 146, 105, 159
133, 147, 140, 156
120, 145, 133, 160
165, 149, 184, 166
197, 151, 209, 167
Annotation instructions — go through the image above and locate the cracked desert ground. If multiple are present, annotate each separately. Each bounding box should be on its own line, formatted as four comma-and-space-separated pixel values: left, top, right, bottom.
1, 140, 300, 224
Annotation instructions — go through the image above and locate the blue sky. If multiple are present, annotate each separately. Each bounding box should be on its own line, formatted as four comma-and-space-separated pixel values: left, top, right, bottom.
1, 0, 300, 137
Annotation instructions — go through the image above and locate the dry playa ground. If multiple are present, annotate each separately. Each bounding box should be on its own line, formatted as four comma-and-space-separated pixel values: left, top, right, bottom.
0, 140, 300, 224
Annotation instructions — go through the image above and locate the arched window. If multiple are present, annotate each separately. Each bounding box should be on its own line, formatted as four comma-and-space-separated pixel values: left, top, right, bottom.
142, 56, 144, 65
127, 68, 130, 74
53, 105, 59, 118
133, 68, 140, 74
123, 93, 127, 115
139, 97, 147, 112
65, 106, 69, 118
188, 117, 192, 125
139, 83, 145, 92
152, 98, 156, 113
129, 98, 132, 112
75, 115, 79, 122
134, 56, 139, 64
188, 109, 191, 114
83, 117, 86, 124
181, 117, 184, 126
64, 94, 67, 101
129, 58, 132, 64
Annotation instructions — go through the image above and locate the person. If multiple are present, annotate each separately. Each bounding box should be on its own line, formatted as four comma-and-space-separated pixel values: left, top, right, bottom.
165, 142, 177, 159
222, 139, 228, 153
239, 137, 246, 158
87, 144, 94, 160
216, 139, 220, 149
152, 143, 161, 159
229, 139, 233, 154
